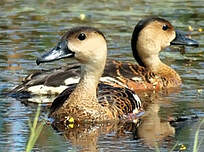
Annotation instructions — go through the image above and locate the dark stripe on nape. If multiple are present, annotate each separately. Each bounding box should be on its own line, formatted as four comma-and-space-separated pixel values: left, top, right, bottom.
131, 17, 171, 67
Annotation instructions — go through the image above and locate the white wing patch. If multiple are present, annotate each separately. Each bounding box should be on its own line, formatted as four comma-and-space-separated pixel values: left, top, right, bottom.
132, 93, 142, 110
28, 96, 56, 103
27, 76, 129, 95
100, 76, 128, 88
28, 85, 68, 95
131, 77, 142, 81
64, 77, 80, 85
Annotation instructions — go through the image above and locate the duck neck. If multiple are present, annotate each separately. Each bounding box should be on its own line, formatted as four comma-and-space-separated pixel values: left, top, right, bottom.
80, 63, 103, 91
135, 38, 181, 81
69, 61, 105, 104
141, 54, 163, 72
138, 48, 181, 83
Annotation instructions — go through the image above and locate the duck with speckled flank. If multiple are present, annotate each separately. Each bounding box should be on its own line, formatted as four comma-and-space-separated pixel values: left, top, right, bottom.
36, 27, 143, 124
10, 17, 198, 101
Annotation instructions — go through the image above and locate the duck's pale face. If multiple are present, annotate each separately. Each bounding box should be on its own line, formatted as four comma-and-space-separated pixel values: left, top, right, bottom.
36, 27, 107, 67
66, 31, 107, 65
150, 21, 176, 49
138, 20, 175, 56
132, 17, 198, 67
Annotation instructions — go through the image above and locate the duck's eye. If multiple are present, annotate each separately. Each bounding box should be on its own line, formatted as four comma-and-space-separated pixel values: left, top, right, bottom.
78, 33, 86, 40
162, 24, 169, 31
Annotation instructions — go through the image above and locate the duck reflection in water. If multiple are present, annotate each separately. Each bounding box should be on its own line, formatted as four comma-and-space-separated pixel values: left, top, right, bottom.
48, 102, 175, 151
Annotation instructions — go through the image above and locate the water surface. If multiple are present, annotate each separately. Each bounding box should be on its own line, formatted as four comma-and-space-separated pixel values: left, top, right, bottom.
0, 0, 204, 151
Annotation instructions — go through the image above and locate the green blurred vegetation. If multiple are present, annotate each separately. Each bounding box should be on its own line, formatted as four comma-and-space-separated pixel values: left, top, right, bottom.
26, 105, 45, 152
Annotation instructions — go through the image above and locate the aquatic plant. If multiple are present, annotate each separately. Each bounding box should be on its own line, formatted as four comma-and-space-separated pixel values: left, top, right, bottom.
26, 104, 45, 152
193, 119, 204, 152
155, 118, 204, 152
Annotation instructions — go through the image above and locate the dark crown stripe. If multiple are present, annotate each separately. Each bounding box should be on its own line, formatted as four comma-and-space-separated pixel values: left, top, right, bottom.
62, 26, 106, 41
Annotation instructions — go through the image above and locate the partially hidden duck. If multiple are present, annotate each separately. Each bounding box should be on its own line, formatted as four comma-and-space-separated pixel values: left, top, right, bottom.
10, 17, 198, 99
36, 27, 143, 123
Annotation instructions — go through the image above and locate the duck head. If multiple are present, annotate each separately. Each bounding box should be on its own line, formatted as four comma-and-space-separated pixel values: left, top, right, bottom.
131, 17, 199, 67
36, 27, 107, 70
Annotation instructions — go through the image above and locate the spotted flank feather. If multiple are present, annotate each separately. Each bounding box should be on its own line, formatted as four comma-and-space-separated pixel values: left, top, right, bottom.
49, 83, 143, 123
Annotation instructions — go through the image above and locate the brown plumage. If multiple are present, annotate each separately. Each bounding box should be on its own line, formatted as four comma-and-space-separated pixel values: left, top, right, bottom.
36, 27, 142, 123
49, 83, 142, 124
9, 17, 198, 100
